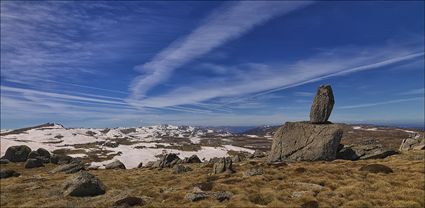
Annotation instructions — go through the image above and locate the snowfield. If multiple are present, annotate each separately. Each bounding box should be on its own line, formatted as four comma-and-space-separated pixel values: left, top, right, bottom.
0, 123, 254, 169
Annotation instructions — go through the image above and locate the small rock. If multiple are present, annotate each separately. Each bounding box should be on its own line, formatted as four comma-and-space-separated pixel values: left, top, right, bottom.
24, 158, 44, 169
214, 191, 233, 202
184, 192, 208, 202
359, 164, 393, 174
3, 145, 32, 162
309, 85, 334, 124
291, 191, 313, 198
51, 163, 85, 174
113, 196, 146, 208
137, 162, 143, 168
291, 182, 324, 192
174, 164, 192, 174
243, 167, 263, 177
250, 150, 266, 158
213, 157, 234, 174
63, 171, 106, 197
295, 167, 307, 173
0, 159, 10, 164
0, 169, 20, 179
301, 200, 319, 208
193, 182, 213, 191
105, 160, 126, 169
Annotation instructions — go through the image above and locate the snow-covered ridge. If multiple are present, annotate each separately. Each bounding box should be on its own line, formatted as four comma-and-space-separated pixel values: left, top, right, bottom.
0, 123, 252, 169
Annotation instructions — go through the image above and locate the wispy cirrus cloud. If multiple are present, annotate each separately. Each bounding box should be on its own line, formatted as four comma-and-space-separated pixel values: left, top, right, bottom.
399, 88, 424, 96
130, 44, 424, 108
339, 97, 423, 109
129, 1, 313, 101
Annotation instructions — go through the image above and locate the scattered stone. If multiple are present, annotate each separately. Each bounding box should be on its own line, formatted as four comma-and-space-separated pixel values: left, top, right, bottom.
400, 134, 425, 151
269, 122, 343, 162
174, 164, 192, 174
137, 162, 143, 168
105, 160, 126, 169
243, 167, 263, 177
291, 182, 325, 192
2, 145, 32, 162
112, 196, 146, 208
250, 150, 266, 158
51, 163, 85, 174
291, 191, 313, 198
267, 161, 288, 167
193, 182, 213, 191
301, 200, 319, 208
183, 155, 202, 163
214, 191, 233, 202
63, 171, 106, 197
0, 169, 20, 179
213, 157, 234, 174
154, 153, 181, 168
310, 85, 334, 124
359, 164, 393, 174
0, 159, 10, 164
24, 158, 44, 169
184, 192, 208, 202
50, 154, 73, 164
337, 144, 398, 160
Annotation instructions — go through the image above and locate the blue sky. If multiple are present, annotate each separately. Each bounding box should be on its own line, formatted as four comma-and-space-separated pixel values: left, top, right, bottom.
1, 1, 424, 129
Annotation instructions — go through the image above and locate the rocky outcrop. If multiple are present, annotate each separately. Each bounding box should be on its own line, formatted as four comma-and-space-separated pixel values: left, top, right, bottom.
174, 164, 192, 174
28, 148, 51, 163
105, 160, 126, 169
337, 144, 398, 160
2, 145, 32, 162
63, 171, 106, 197
310, 85, 334, 124
269, 122, 343, 162
0, 169, 20, 179
399, 134, 425, 151
212, 157, 234, 174
50, 154, 73, 165
24, 158, 44, 168
185, 187, 233, 202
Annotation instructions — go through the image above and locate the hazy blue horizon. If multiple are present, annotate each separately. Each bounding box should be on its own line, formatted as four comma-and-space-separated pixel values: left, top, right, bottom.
1, 1, 424, 129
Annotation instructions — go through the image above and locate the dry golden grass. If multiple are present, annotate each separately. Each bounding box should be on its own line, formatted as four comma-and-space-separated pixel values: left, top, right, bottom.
1, 151, 424, 208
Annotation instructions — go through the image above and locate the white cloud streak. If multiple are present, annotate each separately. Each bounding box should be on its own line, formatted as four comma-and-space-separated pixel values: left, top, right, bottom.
129, 1, 313, 100
339, 97, 423, 109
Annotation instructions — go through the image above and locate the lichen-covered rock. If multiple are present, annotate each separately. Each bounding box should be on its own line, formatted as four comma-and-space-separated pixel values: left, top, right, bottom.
105, 160, 126, 170
269, 122, 343, 162
243, 167, 263, 177
337, 144, 398, 160
399, 134, 425, 151
2, 145, 32, 162
63, 171, 106, 197
212, 157, 234, 174
309, 85, 334, 124
174, 164, 192, 174
154, 153, 181, 168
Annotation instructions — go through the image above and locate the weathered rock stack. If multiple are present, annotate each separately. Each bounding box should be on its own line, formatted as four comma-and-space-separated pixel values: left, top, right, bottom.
269, 85, 343, 162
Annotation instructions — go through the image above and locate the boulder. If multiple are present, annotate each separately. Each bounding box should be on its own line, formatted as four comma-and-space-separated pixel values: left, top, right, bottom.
337, 144, 398, 160
24, 158, 44, 168
36, 148, 51, 158
214, 191, 233, 202
51, 163, 85, 174
50, 154, 73, 164
0, 169, 20, 179
174, 164, 192, 174
269, 122, 343, 162
310, 85, 334, 124
113, 196, 146, 208
399, 134, 425, 151
63, 171, 106, 197
359, 164, 393, 174
2, 145, 32, 162
105, 160, 126, 170
301, 200, 319, 208
0, 159, 10, 164
154, 153, 181, 168
213, 157, 234, 174
137, 162, 143, 168
183, 155, 202, 163
231, 154, 242, 163
185, 192, 209, 202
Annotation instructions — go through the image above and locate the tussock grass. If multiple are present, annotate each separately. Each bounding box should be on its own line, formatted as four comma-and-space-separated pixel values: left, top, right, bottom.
1, 151, 424, 207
